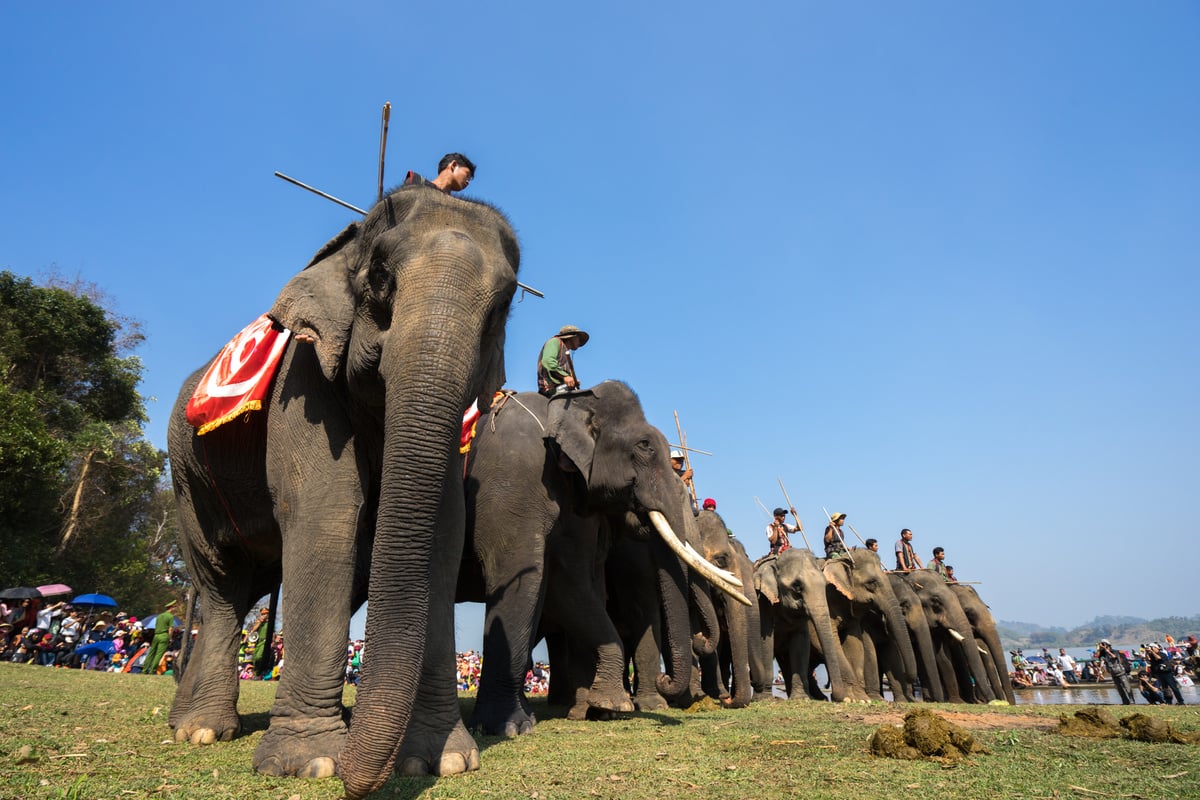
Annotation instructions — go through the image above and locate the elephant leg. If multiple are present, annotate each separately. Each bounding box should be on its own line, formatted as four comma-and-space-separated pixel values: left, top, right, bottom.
838, 621, 871, 702
253, 418, 361, 778
397, 461, 480, 776
169, 495, 261, 744
469, 518, 549, 737
699, 649, 725, 700
936, 643, 966, 703
543, 524, 633, 719
861, 632, 884, 702
785, 626, 813, 701
629, 618, 668, 711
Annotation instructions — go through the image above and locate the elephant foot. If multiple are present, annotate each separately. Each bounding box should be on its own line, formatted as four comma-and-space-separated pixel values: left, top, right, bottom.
171, 711, 241, 745
252, 715, 347, 778
469, 700, 536, 737
634, 692, 668, 712
397, 717, 480, 777
721, 696, 749, 709
586, 687, 635, 715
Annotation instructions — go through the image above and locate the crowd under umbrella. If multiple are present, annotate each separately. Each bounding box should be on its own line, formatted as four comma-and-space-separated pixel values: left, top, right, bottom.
71, 593, 118, 642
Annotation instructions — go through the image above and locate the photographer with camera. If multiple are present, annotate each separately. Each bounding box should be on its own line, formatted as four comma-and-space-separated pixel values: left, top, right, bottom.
1095, 639, 1133, 704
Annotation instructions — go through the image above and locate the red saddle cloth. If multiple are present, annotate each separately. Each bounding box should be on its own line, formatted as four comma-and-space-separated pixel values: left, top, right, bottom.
186, 314, 291, 435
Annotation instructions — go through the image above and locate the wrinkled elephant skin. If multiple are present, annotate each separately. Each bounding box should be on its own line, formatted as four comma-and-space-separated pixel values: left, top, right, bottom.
168, 186, 519, 799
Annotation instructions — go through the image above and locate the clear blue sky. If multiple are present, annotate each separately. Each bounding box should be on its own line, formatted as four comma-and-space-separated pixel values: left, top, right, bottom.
3, 3, 1196, 647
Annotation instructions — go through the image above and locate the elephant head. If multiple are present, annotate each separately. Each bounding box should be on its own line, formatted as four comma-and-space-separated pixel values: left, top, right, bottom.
823, 550, 918, 698
902, 571, 997, 703
270, 186, 519, 797
756, 548, 847, 701
950, 584, 1015, 704
544, 381, 743, 701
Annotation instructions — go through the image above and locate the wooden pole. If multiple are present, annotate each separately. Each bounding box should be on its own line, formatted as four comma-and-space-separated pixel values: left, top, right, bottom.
845, 522, 869, 547
754, 495, 772, 519
377, 101, 392, 202
775, 477, 811, 551
673, 410, 698, 507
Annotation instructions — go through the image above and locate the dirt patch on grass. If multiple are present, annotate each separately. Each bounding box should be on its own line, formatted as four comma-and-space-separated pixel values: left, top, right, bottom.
842, 709, 1055, 732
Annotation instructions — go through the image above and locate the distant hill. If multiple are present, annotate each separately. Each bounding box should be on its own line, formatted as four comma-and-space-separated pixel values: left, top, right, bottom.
998, 615, 1200, 651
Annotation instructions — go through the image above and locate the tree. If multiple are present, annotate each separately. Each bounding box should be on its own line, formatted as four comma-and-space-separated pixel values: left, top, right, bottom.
0, 270, 177, 610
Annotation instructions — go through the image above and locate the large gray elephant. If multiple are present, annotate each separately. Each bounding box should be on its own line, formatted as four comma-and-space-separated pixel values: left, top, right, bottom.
823, 550, 918, 703
884, 573, 945, 702
167, 185, 519, 799
690, 510, 768, 707
951, 583, 1015, 704
755, 549, 851, 701
900, 571, 998, 703
458, 381, 742, 735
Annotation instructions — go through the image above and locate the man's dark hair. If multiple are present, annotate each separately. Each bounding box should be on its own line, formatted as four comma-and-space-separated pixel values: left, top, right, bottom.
438, 152, 476, 175
900, 528, 911, 536
932, 547, 944, 557
865, 538, 878, 548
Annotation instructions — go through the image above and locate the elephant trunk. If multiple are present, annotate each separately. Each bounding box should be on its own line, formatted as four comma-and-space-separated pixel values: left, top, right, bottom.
882, 596, 919, 688
722, 575, 754, 708
972, 611, 1015, 704
807, 580, 847, 702
337, 279, 486, 798
651, 535, 693, 702
908, 606, 944, 702
689, 574, 719, 657
947, 606, 996, 703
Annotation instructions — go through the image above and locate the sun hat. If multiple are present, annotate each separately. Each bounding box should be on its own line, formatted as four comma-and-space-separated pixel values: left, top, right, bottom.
830, 512, 846, 522
670, 450, 684, 460
556, 325, 589, 346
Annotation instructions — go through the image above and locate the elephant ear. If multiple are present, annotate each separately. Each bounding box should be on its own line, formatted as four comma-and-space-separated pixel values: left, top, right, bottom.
823, 558, 856, 602
268, 222, 360, 382
545, 391, 597, 482
755, 560, 781, 606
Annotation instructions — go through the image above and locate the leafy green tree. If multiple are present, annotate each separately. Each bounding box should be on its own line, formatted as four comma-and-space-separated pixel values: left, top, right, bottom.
0, 270, 178, 610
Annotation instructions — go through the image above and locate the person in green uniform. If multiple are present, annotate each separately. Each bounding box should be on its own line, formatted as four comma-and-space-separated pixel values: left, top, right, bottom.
142, 599, 177, 675
537, 325, 589, 396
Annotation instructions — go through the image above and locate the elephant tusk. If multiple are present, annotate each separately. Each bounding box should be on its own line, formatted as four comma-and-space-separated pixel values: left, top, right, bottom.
947, 628, 966, 642
648, 511, 751, 606
979, 646, 989, 655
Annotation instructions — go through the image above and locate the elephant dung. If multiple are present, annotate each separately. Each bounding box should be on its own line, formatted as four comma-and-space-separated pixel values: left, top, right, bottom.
1056, 706, 1121, 739
869, 708, 988, 762
684, 696, 724, 714
1119, 713, 1200, 745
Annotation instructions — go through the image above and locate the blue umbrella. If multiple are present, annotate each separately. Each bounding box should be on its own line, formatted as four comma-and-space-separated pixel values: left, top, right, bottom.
72, 593, 118, 608
73, 640, 116, 658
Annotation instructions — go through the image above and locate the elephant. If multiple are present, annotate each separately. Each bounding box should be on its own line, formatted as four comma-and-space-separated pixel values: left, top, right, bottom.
884, 573, 945, 702
951, 583, 1015, 704
755, 548, 850, 702
457, 381, 743, 735
167, 184, 520, 798
823, 549, 918, 703
689, 510, 769, 707
900, 570, 998, 703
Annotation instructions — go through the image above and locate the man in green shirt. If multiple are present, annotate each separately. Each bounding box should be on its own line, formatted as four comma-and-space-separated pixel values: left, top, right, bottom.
142, 599, 177, 676
537, 325, 589, 396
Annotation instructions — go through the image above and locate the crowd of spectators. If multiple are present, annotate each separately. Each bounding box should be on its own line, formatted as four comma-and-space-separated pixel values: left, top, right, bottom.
4, 597, 547, 695
1009, 636, 1198, 702
2, 599, 184, 674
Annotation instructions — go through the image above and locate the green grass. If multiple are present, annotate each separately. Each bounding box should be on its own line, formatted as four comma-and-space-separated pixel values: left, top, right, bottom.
2, 663, 1198, 799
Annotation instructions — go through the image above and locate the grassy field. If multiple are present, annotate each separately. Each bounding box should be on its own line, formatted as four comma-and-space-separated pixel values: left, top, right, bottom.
1, 663, 1198, 800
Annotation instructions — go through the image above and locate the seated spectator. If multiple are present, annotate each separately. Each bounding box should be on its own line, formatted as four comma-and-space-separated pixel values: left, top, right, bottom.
1138, 671, 1165, 704
1011, 668, 1033, 688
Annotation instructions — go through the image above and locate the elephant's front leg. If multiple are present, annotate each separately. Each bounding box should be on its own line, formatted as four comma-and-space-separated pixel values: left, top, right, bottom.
253, 438, 361, 778
784, 626, 813, 701
396, 461, 479, 776
861, 631, 884, 702
543, 528, 633, 719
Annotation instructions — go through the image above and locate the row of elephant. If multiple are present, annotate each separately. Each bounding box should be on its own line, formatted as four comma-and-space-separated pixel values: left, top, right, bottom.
684, 522, 1016, 709
164, 184, 1008, 799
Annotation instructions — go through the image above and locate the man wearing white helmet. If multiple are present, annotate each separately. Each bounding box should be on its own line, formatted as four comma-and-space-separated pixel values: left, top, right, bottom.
669, 449, 697, 514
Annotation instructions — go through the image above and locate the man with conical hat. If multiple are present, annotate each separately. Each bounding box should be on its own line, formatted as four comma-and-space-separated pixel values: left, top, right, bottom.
537, 325, 589, 397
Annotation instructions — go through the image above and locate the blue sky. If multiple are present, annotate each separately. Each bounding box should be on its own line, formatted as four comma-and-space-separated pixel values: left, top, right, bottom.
3, 3, 1196, 647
